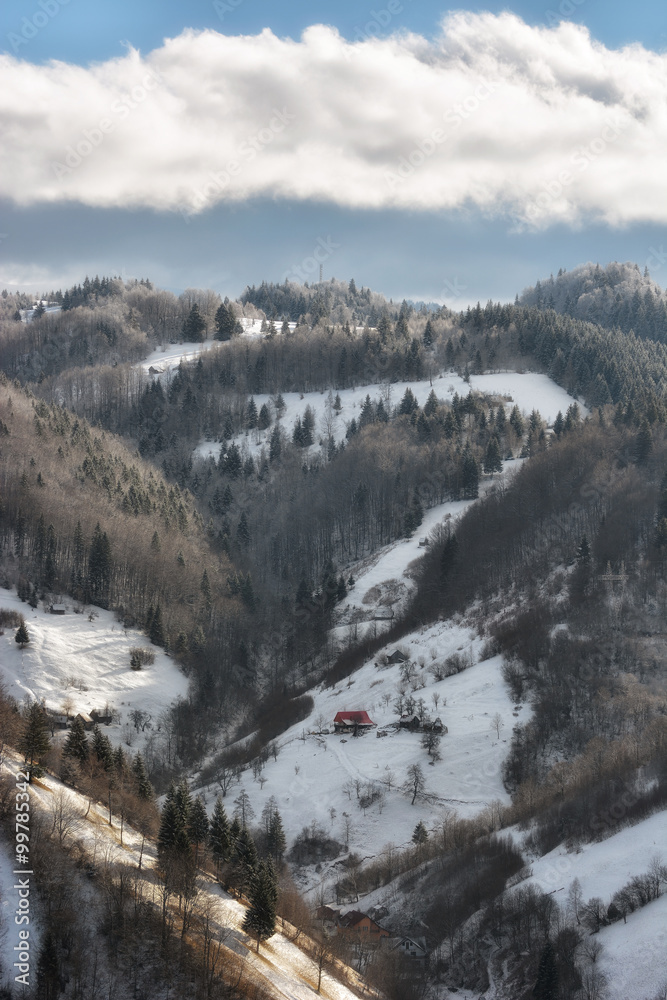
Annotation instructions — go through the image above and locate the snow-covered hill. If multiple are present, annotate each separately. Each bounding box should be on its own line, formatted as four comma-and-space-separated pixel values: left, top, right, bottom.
195, 370, 583, 462
0, 588, 187, 745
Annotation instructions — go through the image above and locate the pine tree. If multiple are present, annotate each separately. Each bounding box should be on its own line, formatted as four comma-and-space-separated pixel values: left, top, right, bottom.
483, 435, 503, 474
461, 444, 479, 499
246, 397, 258, 429
509, 405, 524, 438
132, 753, 153, 799
412, 820, 428, 844
553, 410, 564, 437
267, 810, 287, 865
158, 784, 190, 856
532, 940, 559, 999
149, 603, 166, 647
87, 523, 112, 608
183, 303, 206, 342
174, 778, 192, 829
91, 725, 114, 771
269, 424, 282, 462
233, 826, 259, 893
19, 703, 50, 781
63, 716, 89, 763
15, 620, 30, 648
243, 859, 278, 951
423, 318, 434, 347
214, 301, 236, 341
258, 403, 271, 430
188, 796, 210, 862
209, 796, 232, 870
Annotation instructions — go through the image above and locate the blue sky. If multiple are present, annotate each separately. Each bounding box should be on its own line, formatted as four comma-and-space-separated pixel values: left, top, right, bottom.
1, 0, 665, 304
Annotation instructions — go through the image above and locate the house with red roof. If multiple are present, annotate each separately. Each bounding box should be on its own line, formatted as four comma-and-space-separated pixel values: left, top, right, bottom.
333, 710, 375, 734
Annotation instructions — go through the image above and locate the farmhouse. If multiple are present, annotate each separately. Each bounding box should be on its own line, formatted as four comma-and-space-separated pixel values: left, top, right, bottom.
333, 711, 375, 734
399, 714, 421, 730
74, 712, 94, 731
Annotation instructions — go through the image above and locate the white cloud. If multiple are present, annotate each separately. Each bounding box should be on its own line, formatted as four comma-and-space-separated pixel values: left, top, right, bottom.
0, 12, 664, 226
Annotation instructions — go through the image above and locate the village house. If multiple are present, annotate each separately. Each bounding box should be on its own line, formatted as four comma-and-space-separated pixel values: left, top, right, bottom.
389, 935, 428, 965
74, 712, 94, 731
333, 710, 375, 734
399, 713, 421, 730
90, 707, 113, 725
337, 910, 390, 941
386, 649, 409, 664
49, 604, 66, 615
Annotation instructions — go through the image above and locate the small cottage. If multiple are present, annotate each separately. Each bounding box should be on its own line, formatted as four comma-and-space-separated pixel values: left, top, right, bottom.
91, 707, 113, 725
74, 712, 94, 731
390, 935, 428, 964
338, 911, 390, 940
333, 711, 375, 734
49, 604, 66, 615
399, 714, 421, 730
386, 649, 409, 664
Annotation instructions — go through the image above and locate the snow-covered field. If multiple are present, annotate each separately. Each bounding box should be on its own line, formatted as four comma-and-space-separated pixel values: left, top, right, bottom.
0, 588, 188, 742
198, 622, 529, 889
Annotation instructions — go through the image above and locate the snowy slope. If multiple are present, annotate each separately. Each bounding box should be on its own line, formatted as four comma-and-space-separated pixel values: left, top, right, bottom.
0, 756, 369, 1000
0, 588, 188, 744
199, 622, 529, 886
516, 809, 667, 1000
195, 371, 583, 462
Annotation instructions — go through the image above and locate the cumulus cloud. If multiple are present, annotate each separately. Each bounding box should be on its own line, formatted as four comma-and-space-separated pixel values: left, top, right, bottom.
0, 12, 664, 226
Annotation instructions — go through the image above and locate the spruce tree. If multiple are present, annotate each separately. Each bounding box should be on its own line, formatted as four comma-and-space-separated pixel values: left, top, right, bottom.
233, 826, 258, 893
15, 620, 30, 648
461, 444, 479, 499
183, 303, 206, 342
188, 796, 210, 862
19, 703, 50, 781
267, 810, 287, 866
87, 523, 112, 608
423, 318, 434, 347
149, 603, 166, 647
92, 725, 114, 771
412, 820, 428, 844
132, 753, 153, 799
209, 796, 232, 870
63, 716, 89, 763
483, 435, 503, 474
246, 397, 258, 429
243, 859, 278, 951
532, 940, 559, 1000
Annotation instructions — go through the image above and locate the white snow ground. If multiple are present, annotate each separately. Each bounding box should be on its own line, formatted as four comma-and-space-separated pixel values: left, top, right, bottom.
0, 588, 188, 745
199, 631, 529, 884
517, 809, 667, 1000
194, 371, 583, 462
